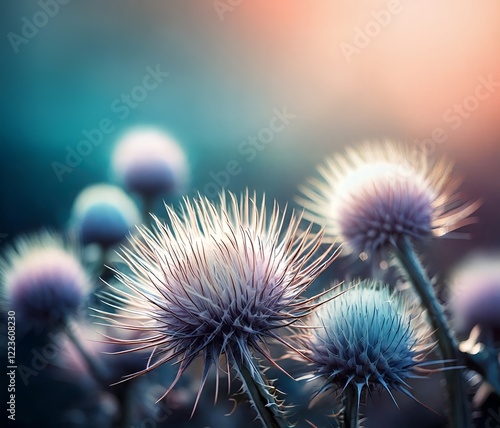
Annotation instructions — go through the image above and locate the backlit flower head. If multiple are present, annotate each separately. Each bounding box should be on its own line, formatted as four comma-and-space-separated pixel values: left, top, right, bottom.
298, 280, 434, 405
0, 232, 89, 333
297, 141, 479, 256
112, 127, 189, 197
71, 184, 141, 248
98, 191, 338, 405
450, 253, 500, 334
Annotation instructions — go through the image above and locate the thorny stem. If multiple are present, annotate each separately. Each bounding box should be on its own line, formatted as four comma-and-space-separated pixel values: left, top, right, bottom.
232, 355, 289, 428
342, 384, 359, 428
393, 236, 471, 428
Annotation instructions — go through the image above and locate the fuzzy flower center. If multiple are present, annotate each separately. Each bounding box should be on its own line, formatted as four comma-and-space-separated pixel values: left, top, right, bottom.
334, 162, 436, 252
151, 231, 290, 345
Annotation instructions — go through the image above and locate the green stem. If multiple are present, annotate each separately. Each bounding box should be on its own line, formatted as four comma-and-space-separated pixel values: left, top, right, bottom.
141, 195, 155, 224
342, 384, 359, 428
393, 237, 471, 428
232, 356, 289, 428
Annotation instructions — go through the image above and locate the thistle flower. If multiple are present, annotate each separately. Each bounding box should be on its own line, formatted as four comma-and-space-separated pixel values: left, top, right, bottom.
297, 141, 478, 256
299, 280, 433, 404
71, 184, 140, 248
450, 253, 500, 334
0, 232, 89, 333
98, 191, 337, 407
112, 127, 189, 198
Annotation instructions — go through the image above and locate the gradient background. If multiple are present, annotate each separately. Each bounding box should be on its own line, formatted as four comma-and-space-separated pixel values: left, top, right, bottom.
1, 1, 500, 427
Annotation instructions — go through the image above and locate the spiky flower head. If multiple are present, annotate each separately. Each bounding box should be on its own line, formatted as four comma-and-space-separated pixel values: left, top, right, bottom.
450, 253, 500, 334
298, 280, 433, 404
71, 184, 141, 248
112, 127, 189, 198
0, 232, 89, 333
99, 191, 337, 404
297, 141, 478, 257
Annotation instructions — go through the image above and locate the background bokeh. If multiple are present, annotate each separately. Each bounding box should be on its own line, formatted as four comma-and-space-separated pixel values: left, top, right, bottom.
1, 1, 499, 427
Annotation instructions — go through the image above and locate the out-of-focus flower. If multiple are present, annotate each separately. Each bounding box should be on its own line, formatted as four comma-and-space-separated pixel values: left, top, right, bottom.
297, 141, 478, 257
98, 191, 338, 405
297, 280, 434, 404
112, 127, 189, 198
450, 253, 500, 334
59, 321, 149, 385
71, 184, 141, 248
0, 232, 89, 333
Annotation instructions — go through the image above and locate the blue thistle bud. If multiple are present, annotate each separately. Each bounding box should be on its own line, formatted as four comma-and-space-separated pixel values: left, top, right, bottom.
71, 184, 140, 248
300, 280, 434, 405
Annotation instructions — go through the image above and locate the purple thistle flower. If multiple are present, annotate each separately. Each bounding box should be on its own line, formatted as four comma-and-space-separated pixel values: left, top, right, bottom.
450, 253, 500, 334
112, 128, 189, 198
97, 191, 338, 407
297, 280, 434, 405
297, 141, 479, 257
1, 232, 89, 333
71, 184, 140, 248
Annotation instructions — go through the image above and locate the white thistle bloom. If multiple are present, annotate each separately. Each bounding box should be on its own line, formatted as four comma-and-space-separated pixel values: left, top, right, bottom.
297, 141, 479, 256
98, 191, 338, 406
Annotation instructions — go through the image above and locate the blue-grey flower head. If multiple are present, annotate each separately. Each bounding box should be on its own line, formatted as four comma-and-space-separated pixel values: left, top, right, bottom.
71, 184, 140, 248
0, 232, 89, 333
297, 141, 479, 257
98, 191, 338, 404
300, 280, 433, 404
